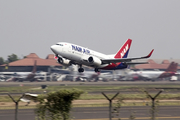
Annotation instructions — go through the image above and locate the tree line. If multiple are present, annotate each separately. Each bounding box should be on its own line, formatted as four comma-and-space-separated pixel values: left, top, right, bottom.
0, 54, 20, 65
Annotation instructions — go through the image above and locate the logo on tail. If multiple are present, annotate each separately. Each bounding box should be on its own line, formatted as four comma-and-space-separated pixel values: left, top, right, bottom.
120, 44, 129, 58
114, 39, 132, 58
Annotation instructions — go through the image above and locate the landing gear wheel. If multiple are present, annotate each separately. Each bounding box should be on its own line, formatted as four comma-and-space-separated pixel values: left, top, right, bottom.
95, 68, 99, 72
78, 68, 84, 73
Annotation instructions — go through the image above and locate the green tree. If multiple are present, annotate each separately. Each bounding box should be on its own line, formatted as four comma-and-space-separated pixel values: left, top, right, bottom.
0, 57, 5, 65
7, 54, 19, 63
35, 89, 84, 120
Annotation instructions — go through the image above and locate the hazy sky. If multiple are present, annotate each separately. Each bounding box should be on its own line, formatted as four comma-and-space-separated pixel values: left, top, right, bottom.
0, 1, 180, 60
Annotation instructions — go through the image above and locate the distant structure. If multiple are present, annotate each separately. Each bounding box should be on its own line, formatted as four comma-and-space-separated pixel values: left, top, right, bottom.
0, 53, 62, 72
0, 54, 180, 72
131, 59, 180, 71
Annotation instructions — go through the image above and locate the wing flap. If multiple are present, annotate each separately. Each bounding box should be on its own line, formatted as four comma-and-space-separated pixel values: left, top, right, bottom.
125, 62, 149, 65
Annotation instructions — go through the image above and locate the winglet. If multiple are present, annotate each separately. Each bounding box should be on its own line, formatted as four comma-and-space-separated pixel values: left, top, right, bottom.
143, 49, 154, 58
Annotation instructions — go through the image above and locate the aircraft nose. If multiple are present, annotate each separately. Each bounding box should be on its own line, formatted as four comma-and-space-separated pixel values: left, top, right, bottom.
50, 45, 55, 50
50, 45, 58, 53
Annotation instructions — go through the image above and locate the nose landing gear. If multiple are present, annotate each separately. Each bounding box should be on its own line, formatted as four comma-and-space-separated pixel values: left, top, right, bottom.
78, 68, 84, 72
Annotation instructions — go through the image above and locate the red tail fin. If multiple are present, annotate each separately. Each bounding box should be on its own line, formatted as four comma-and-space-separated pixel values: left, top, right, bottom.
32, 60, 37, 73
158, 62, 178, 78
114, 39, 132, 58
165, 62, 178, 72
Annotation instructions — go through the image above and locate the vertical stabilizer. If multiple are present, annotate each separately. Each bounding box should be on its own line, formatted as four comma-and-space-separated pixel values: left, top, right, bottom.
114, 39, 132, 58
165, 62, 178, 72
158, 62, 178, 78
32, 60, 37, 73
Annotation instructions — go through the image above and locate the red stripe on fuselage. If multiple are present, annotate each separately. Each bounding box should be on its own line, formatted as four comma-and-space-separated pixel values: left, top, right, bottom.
101, 63, 117, 70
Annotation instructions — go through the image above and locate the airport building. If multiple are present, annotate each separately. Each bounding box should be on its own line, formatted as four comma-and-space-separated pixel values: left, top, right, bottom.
0, 53, 62, 72
0, 52, 180, 73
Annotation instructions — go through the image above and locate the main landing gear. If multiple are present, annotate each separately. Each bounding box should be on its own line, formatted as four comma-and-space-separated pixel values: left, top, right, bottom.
94, 68, 100, 72
78, 68, 84, 72
78, 65, 100, 73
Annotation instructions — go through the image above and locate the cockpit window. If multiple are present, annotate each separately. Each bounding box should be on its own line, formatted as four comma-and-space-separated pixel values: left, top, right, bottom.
56, 44, 63, 46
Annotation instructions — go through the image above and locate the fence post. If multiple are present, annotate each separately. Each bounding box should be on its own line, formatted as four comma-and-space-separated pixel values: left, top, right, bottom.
144, 90, 163, 120
8, 93, 24, 120
102, 92, 119, 120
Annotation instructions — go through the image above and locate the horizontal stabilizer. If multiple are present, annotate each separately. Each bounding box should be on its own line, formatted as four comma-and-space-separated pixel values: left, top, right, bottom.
125, 62, 149, 65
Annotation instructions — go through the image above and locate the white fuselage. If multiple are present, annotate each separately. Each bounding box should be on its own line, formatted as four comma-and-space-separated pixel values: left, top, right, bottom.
134, 71, 164, 79
51, 42, 113, 68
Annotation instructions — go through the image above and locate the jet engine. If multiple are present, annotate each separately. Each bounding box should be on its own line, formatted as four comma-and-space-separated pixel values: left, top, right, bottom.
57, 57, 71, 66
88, 56, 102, 66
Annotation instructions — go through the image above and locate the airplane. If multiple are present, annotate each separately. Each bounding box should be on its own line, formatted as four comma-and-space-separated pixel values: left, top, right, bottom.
20, 93, 38, 106
50, 39, 154, 73
6, 60, 37, 82
124, 62, 178, 81
0, 75, 5, 81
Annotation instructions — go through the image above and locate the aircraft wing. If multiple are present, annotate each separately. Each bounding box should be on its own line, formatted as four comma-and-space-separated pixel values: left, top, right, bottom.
102, 49, 154, 64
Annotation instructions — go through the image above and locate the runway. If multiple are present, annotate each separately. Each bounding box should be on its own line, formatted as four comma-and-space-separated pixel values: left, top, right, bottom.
0, 106, 180, 120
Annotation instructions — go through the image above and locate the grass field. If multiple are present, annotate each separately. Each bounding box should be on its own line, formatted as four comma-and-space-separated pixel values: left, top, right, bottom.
1, 83, 180, 108
1, 83, 180, 92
